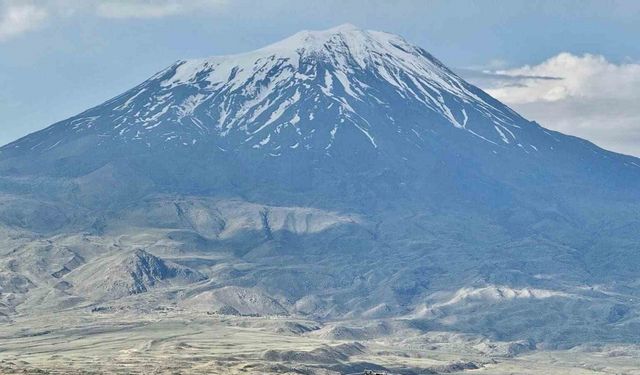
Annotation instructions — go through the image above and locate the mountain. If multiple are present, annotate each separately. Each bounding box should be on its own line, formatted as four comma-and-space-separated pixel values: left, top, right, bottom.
1, 24, 640, 352
3, 23, 541, 154
3, 24, 639, 205
69, 249, 207, 300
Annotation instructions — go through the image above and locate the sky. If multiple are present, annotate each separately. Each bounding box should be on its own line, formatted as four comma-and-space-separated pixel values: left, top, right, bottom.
1, 0, 640, 155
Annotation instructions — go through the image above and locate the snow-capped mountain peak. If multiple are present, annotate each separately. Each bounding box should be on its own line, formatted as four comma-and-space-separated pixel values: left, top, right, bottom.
7, 25, 550, 156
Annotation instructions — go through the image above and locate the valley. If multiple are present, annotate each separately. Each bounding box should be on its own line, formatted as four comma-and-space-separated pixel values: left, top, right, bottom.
3, 310, 640, 374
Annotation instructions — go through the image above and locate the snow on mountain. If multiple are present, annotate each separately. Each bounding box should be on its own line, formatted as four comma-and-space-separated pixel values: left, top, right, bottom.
5, 24, 550, 157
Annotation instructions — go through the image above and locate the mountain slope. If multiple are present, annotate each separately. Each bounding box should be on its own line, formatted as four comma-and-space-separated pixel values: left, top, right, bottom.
2, 25, 638, 211
2, 24, 639, 189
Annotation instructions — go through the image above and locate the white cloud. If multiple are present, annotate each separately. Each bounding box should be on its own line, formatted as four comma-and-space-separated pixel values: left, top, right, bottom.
487, 53, 640, 104
95, 0, 225, 19
470, 53, 640, 156
0, 0, 226, 36
0, 2, 48, 41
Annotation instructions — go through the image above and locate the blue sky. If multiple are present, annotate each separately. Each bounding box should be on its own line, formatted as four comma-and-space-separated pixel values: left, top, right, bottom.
2, 0, 640, 155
